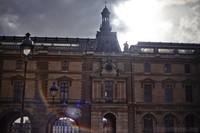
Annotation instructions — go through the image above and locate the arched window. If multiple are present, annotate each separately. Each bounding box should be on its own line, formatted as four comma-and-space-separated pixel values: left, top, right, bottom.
164, 115, 174, 133
52, 117, 79, 133
185, 115, 194, 133
143, 115, 153, 133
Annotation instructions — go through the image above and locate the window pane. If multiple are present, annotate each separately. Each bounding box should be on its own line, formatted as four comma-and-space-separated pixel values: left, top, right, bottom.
165, 85, 173, 102
186, 85, 193, 102
144, 84, 152, 102
62, 61, 69, 71
60, 83, 68, 103
144, 115, 153, 133
105, 81, 113, 102
144, 63, 150, 73
185, 115, 194, 133
164, 64, 171, 73
165, 115, 174, 133
185, 64, 191, 74
14, 81, 23, 102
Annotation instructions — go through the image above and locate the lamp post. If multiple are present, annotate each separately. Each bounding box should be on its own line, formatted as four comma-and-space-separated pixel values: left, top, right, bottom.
50, 82, 58, 105
20, 33, 34, 133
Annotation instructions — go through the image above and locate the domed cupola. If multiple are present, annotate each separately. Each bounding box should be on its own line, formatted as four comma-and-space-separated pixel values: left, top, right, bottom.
101, 6, 110, 18
100, 6, 112, 32
95, 6, 121, 52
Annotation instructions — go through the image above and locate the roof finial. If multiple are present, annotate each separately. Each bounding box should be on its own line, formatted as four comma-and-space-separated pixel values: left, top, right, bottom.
104, 0, 108, 7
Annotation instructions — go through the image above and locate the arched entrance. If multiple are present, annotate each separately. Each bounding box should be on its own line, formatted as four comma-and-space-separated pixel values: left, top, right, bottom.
0, 109, 32, 133
48, 116, 79, 133
11, 116, 31, 133
103, 113, 116, 133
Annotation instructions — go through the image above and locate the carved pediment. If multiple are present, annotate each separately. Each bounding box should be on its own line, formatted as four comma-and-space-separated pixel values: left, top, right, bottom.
161, 78, 175, 88
10, 75, 24, 80
91, 57, 127, 78
10, 75, 24, 85
56, 76, 73, 86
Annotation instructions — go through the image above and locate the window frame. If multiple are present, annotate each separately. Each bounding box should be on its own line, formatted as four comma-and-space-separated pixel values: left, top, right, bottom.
144, 63, 151, 74
61, 61, 69, 71
144, 84, 152, 102
164, 84, 173, 103
143, 115, 154, 133
59, 82, 69, 103
104, 80, 113, 102
184, 64, 191, 74
185, 85, 193, 102
164, 115, 174, 133
13, 80, 23, 102
164, 64, 171, 74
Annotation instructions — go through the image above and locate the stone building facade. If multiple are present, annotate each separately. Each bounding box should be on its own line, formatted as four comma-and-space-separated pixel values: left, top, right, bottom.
0, 6, 200, 133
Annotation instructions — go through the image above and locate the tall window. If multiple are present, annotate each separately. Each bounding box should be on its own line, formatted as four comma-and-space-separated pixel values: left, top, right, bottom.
143, 115, 153, 133
16, 60, 23, 70
105, 81, 113, 102
60, 82, 68, 103
144, 84, 152, 102
144, 63, 151, 73
185, 85, 193, 102
93, 81, 103, 102
14, 81, 23, 102
164, 64, 171, 74
62, 61, 69, 71
185, 64, 191, 74
185, 115, 194, 133
164, 85, 173, 102
165, 115, 174, 133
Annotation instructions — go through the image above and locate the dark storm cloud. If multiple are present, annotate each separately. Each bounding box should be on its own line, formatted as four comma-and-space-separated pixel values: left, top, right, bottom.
0, 0, 119, 38
1, 0, 200, 45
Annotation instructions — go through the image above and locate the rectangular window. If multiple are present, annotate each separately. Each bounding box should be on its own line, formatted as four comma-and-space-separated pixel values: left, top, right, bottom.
93, 81, 102, 101
60, 82, 68, 103
185, 64, 191, 74
16, 60, 23, 70
165, 85, 173, 102
116, 81, 125, 101
144, 63, 151, 73
14, 81, 23, 102
62, 61, 69, 71
105, 80, 113, 102
144, 84, 152, 102
185, 85, 193, 102
164, 64, 171, 74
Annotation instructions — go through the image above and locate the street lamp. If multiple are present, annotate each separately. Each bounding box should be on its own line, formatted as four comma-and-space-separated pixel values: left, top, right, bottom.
50, 82, 58, 104
20, 33, 34, 133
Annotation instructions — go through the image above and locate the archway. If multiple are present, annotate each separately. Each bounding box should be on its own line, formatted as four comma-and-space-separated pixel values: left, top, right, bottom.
103, 113, 116, 133
11, 116, 31, 133
0, 109, 32, 133
49, 116, 79, 133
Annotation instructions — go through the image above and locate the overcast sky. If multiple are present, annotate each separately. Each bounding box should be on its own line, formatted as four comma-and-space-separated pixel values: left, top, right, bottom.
1, 0, 200, 49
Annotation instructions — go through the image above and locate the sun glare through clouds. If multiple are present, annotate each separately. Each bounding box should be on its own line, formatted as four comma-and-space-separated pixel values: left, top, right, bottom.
113, 0, 171, 46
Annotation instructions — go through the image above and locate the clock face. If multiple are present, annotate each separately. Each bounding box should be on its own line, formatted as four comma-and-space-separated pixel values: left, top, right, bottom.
105, 64, 113, 71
